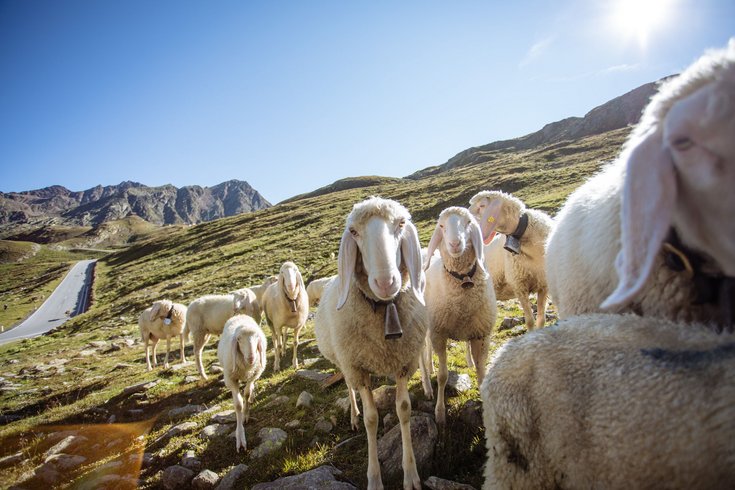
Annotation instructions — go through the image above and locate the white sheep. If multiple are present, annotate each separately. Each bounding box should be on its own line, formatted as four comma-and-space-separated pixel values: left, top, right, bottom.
138, 299, 187, 370
217, 314, 267, 452
185, 291, 255, 380
250, 275, 278, 305
423, 207, 496, 425
481, 313, 735, 489
469, 190, 553, 330
230, 287, 262, 323
306, 276, 335, 306
315, 197, 429, 490
261, 262, 309, 372
545, 40, 735, 331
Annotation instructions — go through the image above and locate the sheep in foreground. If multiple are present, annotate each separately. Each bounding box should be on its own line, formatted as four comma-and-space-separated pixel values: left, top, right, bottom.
481, 313, 735, 489
306, 276, 335, 306
185, 291, 255, 379
423, 206, 496, 424
545, 40, 735, 330
469, 190, 553, 330
138, 299, 187, 370
315, 197, 429, 490
217, 314, 267, 452
262, 261, 309, 372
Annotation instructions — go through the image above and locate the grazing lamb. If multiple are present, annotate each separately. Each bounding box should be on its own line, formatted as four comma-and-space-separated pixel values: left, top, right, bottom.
315, 197, 429, 490
185, 291, 255, 380
262, 262, 309, 372
423, 207, 496, 425
306, 276, 335, 306
217, 314, 267, 452
469, 190, 553, 330
545, 40, 735, 331
138, 299, 187, 370
481, 313, 735, 489
230, 287, 262, 323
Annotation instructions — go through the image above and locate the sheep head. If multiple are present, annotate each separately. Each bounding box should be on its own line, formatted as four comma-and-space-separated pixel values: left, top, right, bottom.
337, 197, 425, 309
232, 290, 251, 313
469, 190, 524, 245
423, 207, 488, 278
262, 275, 278, 289
603, 39, 735, 310
279, 262, 305, 303
150, 299, 172, 321
231, 321, 266, 374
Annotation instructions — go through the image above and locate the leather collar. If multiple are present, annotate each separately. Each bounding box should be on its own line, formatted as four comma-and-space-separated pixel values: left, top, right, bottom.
444, 261, 478, 289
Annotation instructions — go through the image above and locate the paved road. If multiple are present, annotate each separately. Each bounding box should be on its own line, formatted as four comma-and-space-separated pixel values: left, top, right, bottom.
0, 259, 96, 345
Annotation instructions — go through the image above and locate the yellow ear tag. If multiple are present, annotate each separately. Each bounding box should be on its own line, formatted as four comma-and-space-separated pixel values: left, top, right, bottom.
487, 216, 495, 223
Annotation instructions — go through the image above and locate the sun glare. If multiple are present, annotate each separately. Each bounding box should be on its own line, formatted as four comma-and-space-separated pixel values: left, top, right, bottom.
611, 0, 674, 49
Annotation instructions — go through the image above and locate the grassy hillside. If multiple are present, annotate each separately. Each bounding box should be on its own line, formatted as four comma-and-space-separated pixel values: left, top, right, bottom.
0, 128, 628, 489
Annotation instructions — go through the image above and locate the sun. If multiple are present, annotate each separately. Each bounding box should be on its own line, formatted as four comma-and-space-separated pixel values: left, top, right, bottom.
611, 0, 675, 49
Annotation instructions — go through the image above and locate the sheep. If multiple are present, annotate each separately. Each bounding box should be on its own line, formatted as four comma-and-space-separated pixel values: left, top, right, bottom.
481, 312, 735, 489
423, 206, 496, 425
230, 287, 262, 323
261, 262, 309, 372
217, 314, 267, 452
185, 291, 256, 380
250, 275, 278, 305
306, 276, 335, 306
469, 190, 553, 330
545, 40, 735, 331
315, 197, 430, 490
138, 299, 187, 370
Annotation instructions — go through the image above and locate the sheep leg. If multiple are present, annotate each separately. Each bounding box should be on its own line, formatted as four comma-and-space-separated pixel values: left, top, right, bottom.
470, 336, 489, 386
517, 293, 536, 330
144, 335, 152, 371
434, 336, 448, 426
164, 335, 171, 369
179, 333, 186, 363
244, 380, 253, 422
272, 326, 282, 372
194, 333, 208, 380
418, 340, 433, 400
151, 338, 159, 368
348, 383, 361, 431
291, 326, 301, 370
396, 376, 421, 490
465, 341, 475, 368
248, 381, 256, 403
358, 385, 384, 490
230, 380, 246, 452
535, 289, 548, 329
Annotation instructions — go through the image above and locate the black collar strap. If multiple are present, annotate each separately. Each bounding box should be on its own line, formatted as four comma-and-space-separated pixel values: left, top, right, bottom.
511, 213, 529, 239
663, 229, 734, 333
444, 261, 478, 289
166, 305, 175, 320
360, 288, 394, 312
504, 213, 529, 255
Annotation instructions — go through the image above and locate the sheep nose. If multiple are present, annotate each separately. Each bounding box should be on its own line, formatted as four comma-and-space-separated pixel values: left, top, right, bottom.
373, 276, 398, 298
448, 239, 461, 249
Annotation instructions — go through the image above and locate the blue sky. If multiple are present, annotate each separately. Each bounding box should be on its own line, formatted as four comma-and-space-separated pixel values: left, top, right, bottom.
0, 1, 732, 203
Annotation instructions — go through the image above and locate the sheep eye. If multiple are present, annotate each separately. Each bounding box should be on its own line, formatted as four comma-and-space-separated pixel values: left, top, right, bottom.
397, 219, 406, 230
672, 137, 693, 151
349, 228, 358, 237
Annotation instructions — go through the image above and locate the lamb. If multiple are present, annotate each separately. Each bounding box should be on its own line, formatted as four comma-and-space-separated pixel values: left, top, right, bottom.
262, 261, 309, 372
138, 299, 187, 370
481, 313, 735, 489
217, 314, 267, 452
185, 290, 255, 380
545, 40, 735, 330
423, 206, 496, 425
469, 190, 553, 330
315, 197, 429, 490
306, 276, 335, 306
230, 287, 262, 324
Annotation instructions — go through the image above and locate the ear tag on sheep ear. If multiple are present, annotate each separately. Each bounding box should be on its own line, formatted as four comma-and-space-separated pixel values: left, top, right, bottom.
504, 235, 521, 255
461, 276, 475, 289
384, 303, 403, 340
289, 299, 297, 313
163, 318, 172, 325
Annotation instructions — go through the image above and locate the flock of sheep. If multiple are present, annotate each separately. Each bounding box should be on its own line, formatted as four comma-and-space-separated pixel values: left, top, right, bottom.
137, 41, 734, 489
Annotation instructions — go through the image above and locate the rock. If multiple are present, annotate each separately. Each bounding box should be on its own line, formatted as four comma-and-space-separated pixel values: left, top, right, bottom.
285, 420, 300, 429
416, 400, 435, 413
446, 372, 472, 395
264, 395, 289, 408
88, 341, 108, 348
425, 476, 477, 490
103, 344, 122, 353
202, 404, 222, 414
46, 454, 87, 471
335, 397, 351, 413
122, 379, 160, 396
210, 410, 237, 424
181, 450, 202, 471
78, 349, 98, 357
167, 404, 206, 421
192, 469, 220, 489
250, 428, 287, 459
200, 424, 233, 440
163, 465, 195, 490
33, 462, 61, 484
216, 463, 248, 490
184, 375, 199, 384
252, 465, 356, 489
302, 357, 320, 367
383, 412, 397, 432
314, 419, 333, 433
499, 317, 523, 331
377, 414, 438, 483
458, 400, 483, 429
210, 365, 224, 374
0, 451, 23, 469
44, 435, 88, 459
295, 391, 313, 409
166, 362, 191, 372
510, 325, 527, 335
155, 421, 198, 444
295, 369, 331, 383
372, 385, 396, 412
128, 409, 144, 417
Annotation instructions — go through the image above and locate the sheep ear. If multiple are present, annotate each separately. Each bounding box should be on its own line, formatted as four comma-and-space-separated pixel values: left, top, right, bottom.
231, 333, 241, 372
150, 303, 161, 319
469, 219, 489, 279
258, 336, 266, 367
401, 221, 426, 304
479, 199, 503, 245
337, 227, 357, 310
297, 270, 306, 298
601, 126, 676, 311
423, 223, 443, 271
234, 298, 243, 311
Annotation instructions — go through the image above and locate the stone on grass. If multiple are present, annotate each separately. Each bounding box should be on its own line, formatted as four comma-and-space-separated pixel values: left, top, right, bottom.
44, 435, 88, 459
446, 372, 472, 395
181, 450, 202, 471
184, 375, 199, 384
167, 404, 206, 421
200, 424, 233, 440
314, 419, 333, 433
78, 349, 98, 357
210, 410, 237, 424
285, 420, 300, 429
252, 465, 356, 489
295, 369, 331, 383
335, 397, 351, 413
458, 400, 483, 429
425, 476, 477, 490
377, 414, 438, 483
0, 451, 23, 469
122, 379, 160, 396
250, 428, 287, 459
215, 463, 248, 490
155, 421, 198, 444
192, 469, 220, 489
163, 465, 194, 490
264, 395, 290, 408
209, 365, 224, 374
46, 454, 87, 471
296, 391, 313, 409
383, 412, 397, 432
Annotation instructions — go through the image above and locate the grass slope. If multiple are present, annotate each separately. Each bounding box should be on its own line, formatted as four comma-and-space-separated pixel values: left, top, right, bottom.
0, 128, 628, 489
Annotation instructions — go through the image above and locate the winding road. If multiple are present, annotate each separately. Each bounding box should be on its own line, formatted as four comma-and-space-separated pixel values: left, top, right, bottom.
0, 259, 96, 345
